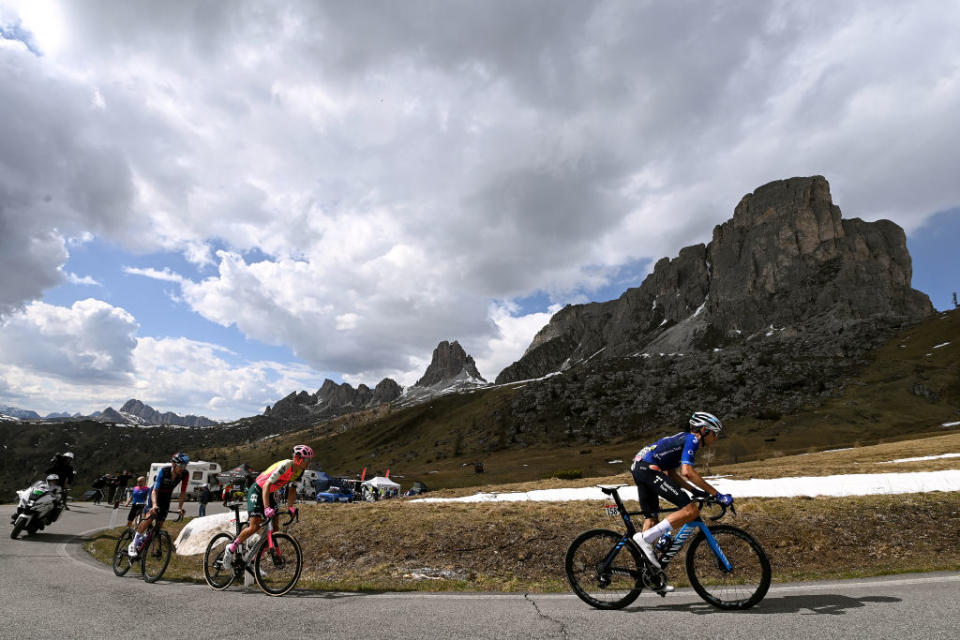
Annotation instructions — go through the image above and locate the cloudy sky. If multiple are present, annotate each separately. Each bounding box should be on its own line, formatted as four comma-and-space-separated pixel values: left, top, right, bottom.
1, 1, 958, 421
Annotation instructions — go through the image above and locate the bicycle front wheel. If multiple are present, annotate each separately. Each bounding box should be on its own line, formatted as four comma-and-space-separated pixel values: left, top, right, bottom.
565, 529, 643, 610
112, 529, 135, 576
685, 524, 771, 610
254, 532, 303, 596
203, 532, 237, 590
141, 530, 173, 583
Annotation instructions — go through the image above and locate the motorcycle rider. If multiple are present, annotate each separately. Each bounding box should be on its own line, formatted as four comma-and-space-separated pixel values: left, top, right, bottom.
46, 452, 75, 510
9, 473, 62, 525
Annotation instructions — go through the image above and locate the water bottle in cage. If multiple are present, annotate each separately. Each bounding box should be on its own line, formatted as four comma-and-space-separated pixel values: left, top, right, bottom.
655, 533, 673, 552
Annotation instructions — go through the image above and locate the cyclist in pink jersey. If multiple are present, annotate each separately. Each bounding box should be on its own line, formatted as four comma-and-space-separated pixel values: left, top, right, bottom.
222, 444, 313, 568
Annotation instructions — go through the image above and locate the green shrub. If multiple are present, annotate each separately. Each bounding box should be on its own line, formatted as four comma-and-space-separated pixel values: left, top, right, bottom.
544, 469, 582, 480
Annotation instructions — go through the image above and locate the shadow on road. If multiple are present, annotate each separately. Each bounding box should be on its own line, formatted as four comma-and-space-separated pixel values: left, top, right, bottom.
9, 533, 82, 544
649, 594, 901, 616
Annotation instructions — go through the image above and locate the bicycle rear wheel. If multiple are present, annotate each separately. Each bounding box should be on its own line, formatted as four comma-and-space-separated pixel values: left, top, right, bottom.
203, 532, 237, 590
141, 529, 173, 583
112, 528, 135, 576
254, 532, 303, 596
685, 524, 771, 610
565, 529, 643, 610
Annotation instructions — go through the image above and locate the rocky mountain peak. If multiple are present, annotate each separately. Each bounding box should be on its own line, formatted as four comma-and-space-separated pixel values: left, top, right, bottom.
414, 340, 486, 388
117, 398, 218, 427
265, 377, 402, 420
496, 175, 934, 384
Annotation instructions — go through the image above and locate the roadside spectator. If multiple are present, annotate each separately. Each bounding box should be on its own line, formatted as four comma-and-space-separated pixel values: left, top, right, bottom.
222, 483, 232, 506
91, 474, 107, 505
197, 483, 211, 517
105, 473, 119, 505
113, 470, 133, 509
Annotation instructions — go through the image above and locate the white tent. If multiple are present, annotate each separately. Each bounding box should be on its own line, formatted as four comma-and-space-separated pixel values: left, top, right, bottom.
361, 476, 400, 499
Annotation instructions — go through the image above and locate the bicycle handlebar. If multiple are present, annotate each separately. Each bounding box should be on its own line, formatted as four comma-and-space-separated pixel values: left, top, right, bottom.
695, 495, 735, 521
279, 507, 299, 527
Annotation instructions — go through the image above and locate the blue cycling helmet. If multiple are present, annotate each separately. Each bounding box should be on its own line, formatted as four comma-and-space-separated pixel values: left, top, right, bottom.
689, 411, 723, 434
171, 452, 190, 464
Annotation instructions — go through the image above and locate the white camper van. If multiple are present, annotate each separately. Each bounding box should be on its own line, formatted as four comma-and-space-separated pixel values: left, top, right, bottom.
146, 460, 222, 501
297, 469, 319, 500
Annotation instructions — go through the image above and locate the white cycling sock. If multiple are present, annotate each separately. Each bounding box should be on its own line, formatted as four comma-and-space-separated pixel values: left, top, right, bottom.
641, 519, 673, 544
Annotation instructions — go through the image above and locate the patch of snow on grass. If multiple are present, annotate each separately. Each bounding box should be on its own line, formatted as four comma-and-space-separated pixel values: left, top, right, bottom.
414, 471, 960, 503
880, 453, 960, 464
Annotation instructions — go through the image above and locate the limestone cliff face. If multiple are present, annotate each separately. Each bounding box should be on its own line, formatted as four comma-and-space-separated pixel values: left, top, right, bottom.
496, 176, 933, 384
706, 176, 930, 334
414, 341, 486, 387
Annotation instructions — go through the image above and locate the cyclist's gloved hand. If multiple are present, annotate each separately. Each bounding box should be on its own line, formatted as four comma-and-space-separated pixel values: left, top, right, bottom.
263, 507, 276, 519
716, 493, 734, 507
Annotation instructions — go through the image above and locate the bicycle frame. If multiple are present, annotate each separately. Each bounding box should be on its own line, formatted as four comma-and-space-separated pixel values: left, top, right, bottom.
135, 510, 183, 555
600, 486, 732, 575
224, 503, 296, 566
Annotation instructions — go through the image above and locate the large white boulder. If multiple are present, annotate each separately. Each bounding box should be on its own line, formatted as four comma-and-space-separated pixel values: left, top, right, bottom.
174, 510, 247, 556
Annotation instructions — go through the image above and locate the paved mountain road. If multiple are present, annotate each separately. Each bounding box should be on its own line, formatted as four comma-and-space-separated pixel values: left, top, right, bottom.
1, 503, 958, 639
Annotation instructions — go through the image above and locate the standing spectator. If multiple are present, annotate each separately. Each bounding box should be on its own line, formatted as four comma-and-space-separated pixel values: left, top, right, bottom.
222, 483, 232, 506
113, 470, 133, 509
105, 473, 119, 505
197, 483, 211, 517
91, 474, 107, 505
125, 477, 149, 528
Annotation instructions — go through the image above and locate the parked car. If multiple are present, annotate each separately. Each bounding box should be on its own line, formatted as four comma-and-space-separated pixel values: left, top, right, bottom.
316, 487, 353, 503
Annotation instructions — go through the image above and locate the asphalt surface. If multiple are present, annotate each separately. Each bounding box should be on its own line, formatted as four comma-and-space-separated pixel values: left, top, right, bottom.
2, 501, 959, 639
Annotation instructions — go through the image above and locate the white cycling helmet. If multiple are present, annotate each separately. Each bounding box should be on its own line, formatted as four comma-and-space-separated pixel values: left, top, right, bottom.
46, 473, 60, 483
689, 411, 723, 434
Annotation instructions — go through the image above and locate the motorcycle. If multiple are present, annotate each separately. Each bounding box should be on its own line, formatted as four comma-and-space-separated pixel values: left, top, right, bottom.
10, 480, 63, 539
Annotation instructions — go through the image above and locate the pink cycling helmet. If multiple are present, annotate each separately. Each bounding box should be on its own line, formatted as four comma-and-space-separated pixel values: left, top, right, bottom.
293, 444, 314, 459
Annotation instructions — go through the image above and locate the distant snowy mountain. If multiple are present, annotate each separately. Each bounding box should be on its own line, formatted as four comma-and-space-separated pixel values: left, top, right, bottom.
88, 400, 218, 427
0, 405, 42, 420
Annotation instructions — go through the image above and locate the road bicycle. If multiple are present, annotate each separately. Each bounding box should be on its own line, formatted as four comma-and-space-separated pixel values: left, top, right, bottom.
112, 510, 184, 583
203, 502, 303, 596
565, 485, 771, 610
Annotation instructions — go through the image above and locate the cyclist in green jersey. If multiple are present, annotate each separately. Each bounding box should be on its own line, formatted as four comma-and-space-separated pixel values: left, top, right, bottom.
222, 444, 313, 568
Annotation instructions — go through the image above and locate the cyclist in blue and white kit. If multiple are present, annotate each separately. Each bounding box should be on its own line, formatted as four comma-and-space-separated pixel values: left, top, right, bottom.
127, 453, 190, 556
630, 412, 733, 578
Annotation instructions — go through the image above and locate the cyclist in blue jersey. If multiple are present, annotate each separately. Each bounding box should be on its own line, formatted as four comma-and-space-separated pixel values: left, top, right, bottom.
630, 412, 733, 578
128, 453, 190, 556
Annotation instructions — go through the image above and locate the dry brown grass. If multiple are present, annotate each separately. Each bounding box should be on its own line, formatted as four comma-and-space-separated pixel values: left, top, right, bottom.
709, 431, 960, 479
88, 492, 960, 592
86, 431, 960, 593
